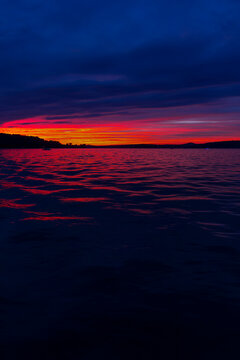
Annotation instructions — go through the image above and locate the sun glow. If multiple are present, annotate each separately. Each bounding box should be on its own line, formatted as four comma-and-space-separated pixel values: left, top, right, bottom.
1, 114, 238, 145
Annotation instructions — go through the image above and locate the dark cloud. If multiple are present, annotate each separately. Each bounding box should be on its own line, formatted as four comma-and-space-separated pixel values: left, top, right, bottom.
0, 0, 240, 125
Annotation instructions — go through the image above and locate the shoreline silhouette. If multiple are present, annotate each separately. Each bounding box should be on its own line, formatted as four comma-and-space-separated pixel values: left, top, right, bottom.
1, 133, 240, 149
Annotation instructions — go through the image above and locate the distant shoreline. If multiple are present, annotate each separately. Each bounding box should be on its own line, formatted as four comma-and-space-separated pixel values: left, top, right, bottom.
0, 133, 240, 149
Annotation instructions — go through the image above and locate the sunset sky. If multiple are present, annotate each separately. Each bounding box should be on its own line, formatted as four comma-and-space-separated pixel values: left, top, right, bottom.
1, 0, 240, 145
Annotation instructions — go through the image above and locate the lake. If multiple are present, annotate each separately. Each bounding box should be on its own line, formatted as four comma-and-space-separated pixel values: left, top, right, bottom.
1, 149, 240, 359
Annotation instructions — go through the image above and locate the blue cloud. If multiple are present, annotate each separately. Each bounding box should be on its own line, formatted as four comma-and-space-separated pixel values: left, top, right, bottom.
0, 0, 240, 124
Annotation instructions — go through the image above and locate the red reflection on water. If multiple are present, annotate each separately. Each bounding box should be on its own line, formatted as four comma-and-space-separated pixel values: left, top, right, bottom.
23, 188, 54, 195
158, 195, 210, 201
22, 216, 92, 221
130, 209, 152, 214
60, 197, 109, 202
0, 148, 239, 225
0, 199, 34, 209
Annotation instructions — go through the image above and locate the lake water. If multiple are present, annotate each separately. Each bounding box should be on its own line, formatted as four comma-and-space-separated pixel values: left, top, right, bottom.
0, 149, 240, 359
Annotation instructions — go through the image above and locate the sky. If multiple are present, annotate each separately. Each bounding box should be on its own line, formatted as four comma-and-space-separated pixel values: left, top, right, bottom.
0, 0, 240, 145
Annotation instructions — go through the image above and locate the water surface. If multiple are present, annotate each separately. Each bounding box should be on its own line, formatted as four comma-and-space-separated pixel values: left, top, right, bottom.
1, 149, 240, 359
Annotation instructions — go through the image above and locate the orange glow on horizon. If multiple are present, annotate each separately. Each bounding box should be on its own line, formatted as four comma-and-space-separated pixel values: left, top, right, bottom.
1, 115, 239, 145
0, 125, 237, 145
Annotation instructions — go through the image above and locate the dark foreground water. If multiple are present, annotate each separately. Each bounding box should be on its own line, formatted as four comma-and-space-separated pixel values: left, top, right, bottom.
0, 149, 240, 359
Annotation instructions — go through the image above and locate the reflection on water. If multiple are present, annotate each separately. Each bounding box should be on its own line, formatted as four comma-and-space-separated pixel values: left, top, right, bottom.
0, 149, 240, 359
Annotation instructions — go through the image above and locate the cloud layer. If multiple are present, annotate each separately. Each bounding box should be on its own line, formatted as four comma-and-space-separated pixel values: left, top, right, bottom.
0, 0, 240, 143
